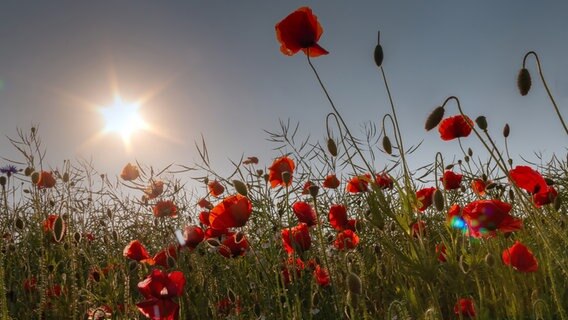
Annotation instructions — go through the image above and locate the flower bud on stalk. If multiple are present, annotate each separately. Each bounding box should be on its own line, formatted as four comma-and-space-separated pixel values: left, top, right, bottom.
517, 68, 532, 96
503, 123, 510, 138
327, 138, 338, 157
425, 106, 445, 131
382, 136, 392, 155
475, 116, 488, 131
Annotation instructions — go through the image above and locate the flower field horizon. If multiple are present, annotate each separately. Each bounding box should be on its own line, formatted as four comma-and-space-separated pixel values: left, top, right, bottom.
1, 5, 568, 320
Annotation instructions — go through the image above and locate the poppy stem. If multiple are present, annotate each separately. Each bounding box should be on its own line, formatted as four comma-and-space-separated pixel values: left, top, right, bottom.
434, 152, 444, 190
523, 51, 568, 136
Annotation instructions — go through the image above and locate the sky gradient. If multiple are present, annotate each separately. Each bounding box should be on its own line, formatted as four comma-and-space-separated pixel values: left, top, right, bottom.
1, 1, 567, 181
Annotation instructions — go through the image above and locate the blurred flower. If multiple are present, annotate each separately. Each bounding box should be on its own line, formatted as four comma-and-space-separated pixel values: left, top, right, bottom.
411, 220, 426, 238
502, 241, 538, 272
328, 204, 348, 231
533, 186, 557, 207
323, 174, 340, 189
462, 199, 522, 238
143, 180, 164, 200
346, 174, 371, 193
441, 170, 462, 190
509, 165, 547, 194
268, 156, 295, 188
153, 200, 178, 218
374, 172, 394, 190
153, 244, 178, 268
209, 194, 253, 229
314, 265, 330, 287
435, 243, 447, 263
292, 201, 317, 227
208, 180, 225, 198
454, 298, 476, 318
275, 7, 329, 57
23, 277, 37, 292
42, 214, 66, 242
37, 171, 56, 189
136, 269, 186, 320
438, 115, 474, 141
416, 187, 436, 212
218, 232, 249, 258
199, 211, 210, 226
183, 225, 204, 250
282, 223, 311, 255
123, 240, 155, 265
204, 227, 229, 239
197, 198, 213, 210
471, 178, 487, 196
301, 180, 313, 195
281, 257, 305, 285
217, 297, 242, 317
242, 156, 259, 165
333, 229, 359, 250
0, 165, 18, 177
120, 163, 139, 181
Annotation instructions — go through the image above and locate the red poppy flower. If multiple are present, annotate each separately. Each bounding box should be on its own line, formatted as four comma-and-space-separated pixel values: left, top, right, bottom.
346, 174, 371, 193
281, 257, 305, 285
374, 172, 394, 190
438, 115, 474, 141
136, 299, 179, 320
281, 223, 311, 255
143, 180, 164, 200
441, 170, 462, 190
217, 297, 242, 317
198, 211, 210, 226
268, 156, 295, 188
37, 171, 56, 189
23, 277, 37, 292
123, 240, 155, 265
275, 7, 329, 57
183, 225, 204, 250
509, 166, 548, 194
454, 298, 476, 318
136, 269, 186, 320
333, 229, 359, 250
328, 204, 348, 231
292, 201, 317, 227
471, 178, 487, 196
323, 174, 340, 189
435, 243, 447, 263
204, 227, 229, 239
502, 241, 538, 272
46, 284, 63, 298
416, 187, 436, 212
42, 214, 66, 242
314, 265, 330, 287
462, 199, 522, 238
120, 163, 139, 181
153, 200, 178, 218
208, 180, 225, 198
209, 194, 253, 229
411, 220, 426, 238
218, 232, 249, 258
197, 198, 213, 210
153, 244, 178, 268
533, 186, 557, 207
301, 180, 313, 195
242, 156, 259, 165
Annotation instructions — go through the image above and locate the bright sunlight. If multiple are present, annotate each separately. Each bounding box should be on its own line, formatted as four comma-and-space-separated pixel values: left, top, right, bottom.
99, 98, 149, 145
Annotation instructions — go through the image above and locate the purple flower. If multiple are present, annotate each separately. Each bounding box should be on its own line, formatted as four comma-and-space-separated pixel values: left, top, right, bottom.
0, 165, 18, 177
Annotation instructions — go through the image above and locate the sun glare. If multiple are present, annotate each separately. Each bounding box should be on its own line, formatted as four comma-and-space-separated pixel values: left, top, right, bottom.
100, 98, 148, 145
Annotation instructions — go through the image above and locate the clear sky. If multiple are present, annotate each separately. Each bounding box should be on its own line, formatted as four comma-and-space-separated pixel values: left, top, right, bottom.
1, 1, 567, 180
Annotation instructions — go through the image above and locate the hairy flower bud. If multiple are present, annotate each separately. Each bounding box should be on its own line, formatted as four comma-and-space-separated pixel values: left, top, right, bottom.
425, 106, 445, 131
517, 68, 531, 96
475, 116, 488, 131
503, 123, 510, 138
347, 272, 362, 295
327, 138, 338, 157
382, 136, 392, 155
433, 189, 445, 212
232, 180, 248, 197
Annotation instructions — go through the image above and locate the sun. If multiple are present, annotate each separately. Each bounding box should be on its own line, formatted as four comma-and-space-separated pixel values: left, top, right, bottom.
99, 98, 149, 145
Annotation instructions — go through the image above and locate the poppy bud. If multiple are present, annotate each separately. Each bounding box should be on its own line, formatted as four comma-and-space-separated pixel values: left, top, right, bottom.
544, 178, 554, 186
73, 232, 81, 243
256, 169, 263, 176
327, 138, 338, 157
503, 123, 510, 138
425, 106, 445, 131
458, 255, 470, 274
62, 172, 69, 183
445, 164, 454, 170
31, 172, 39, 184
486, 182, 497, 190
508, 159, 513, 166
167, 256, 176, 268
467, 148, 473, 157
24, 167, 34, 176
464, 156, 470, 163
0, 176, 5, 187
481, 173, 487, 181
517, 68, 531, 96
15, 217, 24, 230
53, 216, 65, 243
433, 189, 445, 211
309, 185, 319, 198
112, 230, 119, 242
374, 45, 384, 68
475, 116, 488, 131
484, 253, 495, 266
553, 195, 561, 211
281, 171, 292, 185
347, 272, 362, 295
232, 180, 248, 197
106, 208, 113, 219
128, 260, 138, 272
206, 238, 221, 247
382, 136, 392, 155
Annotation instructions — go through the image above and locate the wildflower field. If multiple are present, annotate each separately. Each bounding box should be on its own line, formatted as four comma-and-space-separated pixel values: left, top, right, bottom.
1, 6, 568, 320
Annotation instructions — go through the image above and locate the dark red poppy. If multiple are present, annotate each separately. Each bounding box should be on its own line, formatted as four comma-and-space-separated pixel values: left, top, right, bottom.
462, 199, 522, 238
435, 243, 447, 263
136, 269, 186, 320
197, 198, 213, 210
282, 223, 311, 255
301, 181, 313, 195
198, 211, 210, 226
42, 214, 66, 242
120, 163, 139, 181
346, 174, 371, 193
204, 227, 229, 239
502, 241, 538, 272
471, 178, 487, 196
292, 201, 317, 226
374, 172, 394, 190
123, 240, 155, 265
323, 174, 340, 189
533, 186, 557, 207
143, 180, 164, 200
416, 187, 436, 212
411, 221, 426, 238
242, 156, 259, 165
441, 170, 462, 190
333, 229, 359, 250
153, 200, 178, 218
509, 166, 548, 194
328, 204, 348, 231
281, 257, 305, 285
183, 225, 204, 250
153, 244, 178, 268
275, 7, 329, 57
314, 265, 330, 287
268, 156, 295, 188
208, 180, 225, 198
438, 115, 474, 141
218, 232, 249, 258
209, 194, 253, 229
454, 298, 476, 318
37, 171, 56, 189
217, 297, 242, 317
23, 277, 37, 292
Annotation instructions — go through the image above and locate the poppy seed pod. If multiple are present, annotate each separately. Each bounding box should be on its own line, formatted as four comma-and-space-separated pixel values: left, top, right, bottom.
425, 106, 445, 131
517, 68, 531, 96
503, 123, 510, 138
15, 217, 24, 230
327, 138, 338, 157
484, 253, 495, 267
475, 116, 488, 131
382, 136, 392, 155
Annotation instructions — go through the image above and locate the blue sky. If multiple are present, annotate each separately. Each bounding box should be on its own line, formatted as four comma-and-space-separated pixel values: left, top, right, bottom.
1, 1, 567, 180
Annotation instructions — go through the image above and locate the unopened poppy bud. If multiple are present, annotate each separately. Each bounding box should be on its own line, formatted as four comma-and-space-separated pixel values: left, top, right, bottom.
47, 264, 55, 273
15, 217, 24, 230
0, 176, 5, 187
464, 156, 470, 163
467, 148, 473, 157
62, 172, 69, 183
475, 116, 488, 131
106, 208, 113, 219
425, 106, 445, 131
73, 232, 82, 243
309, 185, 320, 198
128, 260, 138, 272
553, 195, 561, 211
458, 255, 470, 274
167, 256, 176, 268
445, 164, 454, 170
503, 123, 510, 138
232, 180, 248, 197
203, 177, 209, 185
484, 253, 495, 266
433, 189, 445, 211
256, 169, 263, 176
382, 136, 392, 155
508, 159, 513, 166
263, 173, 269, 183
486, 182, 497, 190
347, 272, 362, 295
281, 171, 292, 185
327, 138, 338, 157
517, 68, 531, 96
24, 167, 34, 176
53, 216, 65, 243
544, 178, 554, 186
206, 238, 221, 247
347, 291, 359, 308
481, 173, 487, 181
31, 172, 39, 184
112, 230, 119, 242
374, 45, 384, 68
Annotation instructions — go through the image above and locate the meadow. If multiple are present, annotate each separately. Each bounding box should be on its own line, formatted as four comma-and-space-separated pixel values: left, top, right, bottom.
1, 6, 567, 320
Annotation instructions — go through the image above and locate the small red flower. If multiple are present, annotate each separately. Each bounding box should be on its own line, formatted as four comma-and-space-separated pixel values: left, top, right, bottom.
275, 7, 329, 57
416, 187, 436, 212
411, 220, 426, 238
533, 186, 557, 207
333, 230, 359, 250
209, 194, 253, 229
242, 156, 259, 165
120, 163, 139, 181
268, 156, 295, 188
292, 201, 317, 227
136, 269, 186, 320
198, 211, 211, 226
123, 240, 155, 265
314, 265, 330, 287
323, 174, 340, 189
509, 166, 548, 194
37, 171, 56, 189
143, 180, 164, 200
153, 200, 178, 218
301, 180, 313, 195
346, 174, 371, 193
462, 199, 522, 238
183, 225, 204, 250
153, 244, 178, 268
208, 180, 225, 198
218, 232, 249, 258
502, 241, 538, 272
281, 257, 305, 285
471, 178, 487, 196
454, 298, 476, 318
282, 223, 311, 255
441, 170, 462, 190
435, 243, 447, 263
23, 277, 37, 292
328, 204, 348, 231
374, 172, 394, 190
438, 115, 474, 141
204, 227, 229, 239
197, 198, 213, 210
